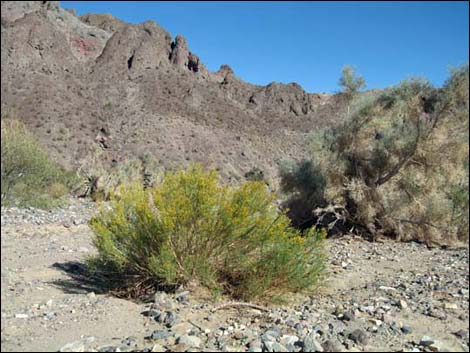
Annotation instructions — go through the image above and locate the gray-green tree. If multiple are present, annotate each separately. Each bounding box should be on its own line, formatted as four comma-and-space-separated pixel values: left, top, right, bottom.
339, 65, 366, 95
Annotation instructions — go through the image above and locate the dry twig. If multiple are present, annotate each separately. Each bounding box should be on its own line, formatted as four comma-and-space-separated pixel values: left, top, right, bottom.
211, 302, 269, 313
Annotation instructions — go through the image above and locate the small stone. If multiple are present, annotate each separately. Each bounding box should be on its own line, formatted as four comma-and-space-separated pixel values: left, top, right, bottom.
15, 313, 29, 319
264, 329, 281, 339
401, 325, 413, 334
444, 302, 458, 310
429, 309, 447, 320
43, 312, 56, 320
175, 291, 190, 303
142, 309, 161, 318
150, 330, 172, 341
280, 335, 299, 347
163, 311, 179, 327
369, 319, 383, 326
87, 292, 96, 299
234, 330, 247, 340
248, 340, 263, 350
341, 310, 355, 321
303, 333, 324, 352
172, 343, 189, 352
360, 305, 375, 315
379, 286, 397, 292
348, 329, 368, 345
150, 343, 165, 352
294, 322, 305, 334
176, 334, 202, 348
398, 300, 408, 309
420, 336, 435, 347
453, 329, 469, 340
264, 341, 289, 352
322, 339, 343, 352
428, 341, 449, 352
459, 288, 469, 297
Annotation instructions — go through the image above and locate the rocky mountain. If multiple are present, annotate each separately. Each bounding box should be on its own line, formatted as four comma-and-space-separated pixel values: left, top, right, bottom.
1, 1, 345, 181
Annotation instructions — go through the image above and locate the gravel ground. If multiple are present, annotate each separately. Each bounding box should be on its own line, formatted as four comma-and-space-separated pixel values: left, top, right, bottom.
1, 200, 469, 352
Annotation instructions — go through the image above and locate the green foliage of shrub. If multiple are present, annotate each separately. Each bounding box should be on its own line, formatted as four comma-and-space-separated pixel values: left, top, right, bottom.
339, 65, 366, 95
283, 64, 469, 244
278, 160, 327, 229
89, 164, 326, 301
1, 119, 78, 208
244, 167, 265, 182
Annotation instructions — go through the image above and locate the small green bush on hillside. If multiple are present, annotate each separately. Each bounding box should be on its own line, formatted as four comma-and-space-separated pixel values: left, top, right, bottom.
89, 164, 326, 301
1, 119, 78, 208
339, 65, 366, 95
244, 167, 265, 182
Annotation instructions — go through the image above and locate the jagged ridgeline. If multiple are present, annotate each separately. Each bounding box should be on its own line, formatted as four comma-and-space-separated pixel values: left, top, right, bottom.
1, 1, 343, 183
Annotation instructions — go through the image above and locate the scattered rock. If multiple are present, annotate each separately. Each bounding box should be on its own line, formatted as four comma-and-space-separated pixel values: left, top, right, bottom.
149, 330, 172, 341
420, 336, 435, 347
175, 291, 190, 303
348, 329, 368, 345
444, 303, 458, 310
322, 339, 343, 352
150, 343, 165, 352
303, 333, 324, 352
264, 341, 289, 352
453, 329, 469, 340
401, 325, 413, 334
398, 300, 408, 310
340, 310, 355, 321
176, 334, 202, 349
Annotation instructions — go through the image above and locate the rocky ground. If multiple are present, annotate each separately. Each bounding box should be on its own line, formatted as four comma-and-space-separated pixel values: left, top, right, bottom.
1, 200, 469, 352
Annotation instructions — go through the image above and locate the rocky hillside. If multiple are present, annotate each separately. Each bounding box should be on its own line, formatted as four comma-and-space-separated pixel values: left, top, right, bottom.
1, 1, 345, 181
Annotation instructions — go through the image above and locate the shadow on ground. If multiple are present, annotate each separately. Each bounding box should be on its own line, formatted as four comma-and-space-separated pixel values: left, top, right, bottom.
50, 261, 169, 301
50, 261, 113, 295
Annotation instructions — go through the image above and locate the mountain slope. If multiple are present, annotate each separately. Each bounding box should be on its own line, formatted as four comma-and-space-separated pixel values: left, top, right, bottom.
1, 1, 346, 181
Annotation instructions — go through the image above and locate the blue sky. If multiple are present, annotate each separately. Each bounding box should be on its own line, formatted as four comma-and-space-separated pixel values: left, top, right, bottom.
61, 1, 469, 93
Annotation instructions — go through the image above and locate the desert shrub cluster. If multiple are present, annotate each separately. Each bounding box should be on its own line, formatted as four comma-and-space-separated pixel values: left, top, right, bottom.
77, 150, 161, 201
89, 164, 326, 301
1, 118, 78, 208
281, 65, 469, 244
244, 167, 266, 182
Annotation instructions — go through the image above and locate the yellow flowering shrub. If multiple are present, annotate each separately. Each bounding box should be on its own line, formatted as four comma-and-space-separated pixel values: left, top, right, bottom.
89, 164, 325, 300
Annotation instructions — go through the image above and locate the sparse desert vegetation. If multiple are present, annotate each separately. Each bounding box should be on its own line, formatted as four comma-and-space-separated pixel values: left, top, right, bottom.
280, 65, 469, 245
1, 1, 468, 352
1, 118, 79, 209
89, 165, 326, 301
